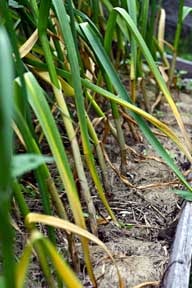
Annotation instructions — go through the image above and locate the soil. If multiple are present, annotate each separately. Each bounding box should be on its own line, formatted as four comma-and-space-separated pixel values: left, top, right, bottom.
14, 81, 192, 287
80, 87, 192, 287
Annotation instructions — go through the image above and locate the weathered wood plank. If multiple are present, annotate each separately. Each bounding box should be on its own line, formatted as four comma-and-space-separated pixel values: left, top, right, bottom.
161, 201, 192, 288
167, 55, 192, 78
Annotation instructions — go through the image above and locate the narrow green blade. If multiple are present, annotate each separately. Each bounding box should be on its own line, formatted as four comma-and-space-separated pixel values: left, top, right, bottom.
0, 26, 15, 288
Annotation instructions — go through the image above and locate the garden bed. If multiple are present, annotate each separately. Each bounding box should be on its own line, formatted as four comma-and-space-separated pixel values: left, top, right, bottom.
79, 88, 192, 287
18, 86, 192, 287
3, 1, 192, 287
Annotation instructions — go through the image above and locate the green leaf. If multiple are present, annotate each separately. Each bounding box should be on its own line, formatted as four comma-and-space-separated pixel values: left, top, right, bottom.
17, 230, 83, 288
119, 221, 134, 229
182, 6, 192, 21
8, 0, 23, 8
0, 276, 5, 288
12, 154, 54, 178
174, 190, 192, 201
0, 25, 15, 287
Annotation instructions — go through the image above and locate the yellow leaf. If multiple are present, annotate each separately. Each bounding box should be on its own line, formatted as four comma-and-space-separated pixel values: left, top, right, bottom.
158, 9, 166, 50
19, 29, 38, 58
26, 213, 125, 288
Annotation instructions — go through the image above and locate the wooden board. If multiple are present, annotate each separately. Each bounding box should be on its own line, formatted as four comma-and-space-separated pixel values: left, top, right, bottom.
161, 201, 192, 288
167, 55, 192, 78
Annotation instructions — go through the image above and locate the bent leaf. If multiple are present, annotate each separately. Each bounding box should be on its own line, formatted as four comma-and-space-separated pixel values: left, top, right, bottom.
174, 190, 192, 201
26, 213, 125, 288
16, 230, 83, 288
12, 154, 54, 178
182, 6, 192, 21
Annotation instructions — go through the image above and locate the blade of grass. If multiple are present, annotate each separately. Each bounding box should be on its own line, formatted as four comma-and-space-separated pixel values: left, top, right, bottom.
42, 237, 83, 288
12, 154, 53, 178
13, 104, 67, 221
146, 0, 157, 58
26, 213, 124, 288
0, 26, 15, 288
16, 230, 83, 288
137, 0, 149, 76
12, 181, 31, 220
126, 0, 137, 101
29, 0, 39, 18
101, 0, 129, 37
14, 80, 56, 243
0, 1, 28, 118
38, 0, 59, 87
19, 29, 38, 59
16, 238, 33, 288
169, 0, 184, 84
66, 0, 81, 64
86, 111, 112, 196
182, 6, 192, 21
139, 0, 149, 41
104, 9, 128, 174
90, 0, 100, 26
157, 8, 166, 50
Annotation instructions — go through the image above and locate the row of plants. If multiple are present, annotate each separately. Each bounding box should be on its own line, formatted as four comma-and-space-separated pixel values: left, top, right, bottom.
0, 0, 192, 287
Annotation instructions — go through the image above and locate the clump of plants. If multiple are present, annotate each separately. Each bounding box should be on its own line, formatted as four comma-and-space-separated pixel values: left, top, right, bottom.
0, 0, 192, 287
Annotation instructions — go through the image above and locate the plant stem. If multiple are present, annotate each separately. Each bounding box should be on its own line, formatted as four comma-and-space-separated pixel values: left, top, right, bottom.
169, 0, 184, 85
